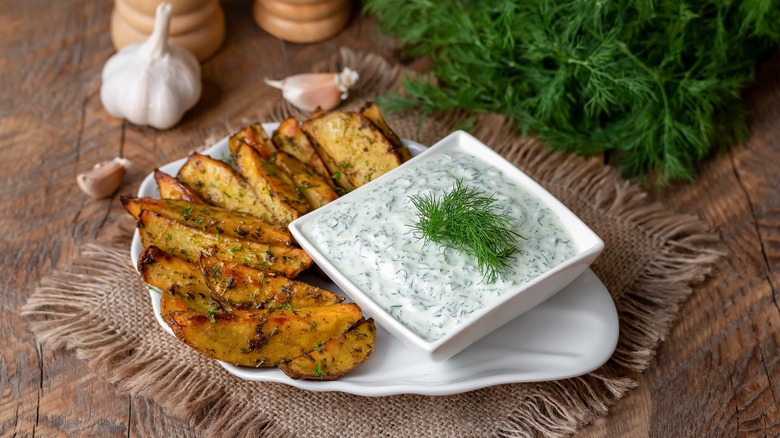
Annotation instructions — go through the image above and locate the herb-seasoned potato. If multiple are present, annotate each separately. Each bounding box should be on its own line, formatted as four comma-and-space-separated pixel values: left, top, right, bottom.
177, 152, 278, 221
122, 196, 293, 246
154, 169, 204, 202
279, 318, 376, 380
228, 123, 273, 159
138, 246, 222, 313
234, 142, 311, 224
234, 127, 339, 209
160, 288, 197, 314
163, 303, 363, 367
301, 110, 401, 188
360, 102, 411, 163
271, 118, 331, 180
199, 253, 344, 309
137, 210, 312, 277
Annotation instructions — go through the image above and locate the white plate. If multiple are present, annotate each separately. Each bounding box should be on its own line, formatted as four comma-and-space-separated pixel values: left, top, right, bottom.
131, 123, 619, 396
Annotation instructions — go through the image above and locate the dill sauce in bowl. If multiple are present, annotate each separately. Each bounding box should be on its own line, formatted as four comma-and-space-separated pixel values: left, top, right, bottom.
289, 131, 604, 362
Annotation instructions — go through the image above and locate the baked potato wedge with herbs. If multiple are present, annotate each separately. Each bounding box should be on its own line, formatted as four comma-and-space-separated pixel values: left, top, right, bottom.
360, 102, 411, 163
154, 169, 204, 202
177, 152, 279, 222
163, 303, 363, 367
199, 253, 344, 309
138, 246, 223, 313
137, 210, 312, 277
279, 318, 376, 380
234, 126, 339, 209
272, 118, 331, 181
234, 142, 311, 224
122, 196, 293, 246
301, 110, 401, 188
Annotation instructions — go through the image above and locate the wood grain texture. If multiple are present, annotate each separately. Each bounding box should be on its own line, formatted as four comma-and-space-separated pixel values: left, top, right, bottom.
1, 0, 779, 436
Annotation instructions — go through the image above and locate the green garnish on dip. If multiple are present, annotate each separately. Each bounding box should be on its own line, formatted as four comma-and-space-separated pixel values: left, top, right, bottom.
410, 177, 524, 283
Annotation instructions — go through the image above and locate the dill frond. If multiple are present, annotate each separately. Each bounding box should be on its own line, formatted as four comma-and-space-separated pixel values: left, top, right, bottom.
410, 178, 523, 283
365, 0, 780, 186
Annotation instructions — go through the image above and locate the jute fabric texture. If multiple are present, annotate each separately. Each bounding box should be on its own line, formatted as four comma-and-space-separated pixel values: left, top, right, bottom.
22, 48, 720, 437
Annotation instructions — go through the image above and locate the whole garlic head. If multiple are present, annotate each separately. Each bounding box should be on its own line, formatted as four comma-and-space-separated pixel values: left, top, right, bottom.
100, 3, 201, 130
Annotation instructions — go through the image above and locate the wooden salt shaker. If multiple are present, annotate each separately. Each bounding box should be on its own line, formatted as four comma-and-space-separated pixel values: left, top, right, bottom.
111, 0, 225, 61
253, 0, 351, 43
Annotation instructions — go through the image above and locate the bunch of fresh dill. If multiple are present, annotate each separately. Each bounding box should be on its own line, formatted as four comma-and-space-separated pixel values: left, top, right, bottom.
410, 178, 523, 283
364, 0, 780, 185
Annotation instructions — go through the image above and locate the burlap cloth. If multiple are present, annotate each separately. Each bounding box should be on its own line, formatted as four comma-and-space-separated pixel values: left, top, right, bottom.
22, 48, 721, 437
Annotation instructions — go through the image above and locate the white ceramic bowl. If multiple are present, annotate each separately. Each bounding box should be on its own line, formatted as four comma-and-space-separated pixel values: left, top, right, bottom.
291, 130, 604, 362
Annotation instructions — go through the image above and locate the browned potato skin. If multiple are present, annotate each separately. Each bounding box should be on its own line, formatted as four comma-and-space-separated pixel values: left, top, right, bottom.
122, 196, 293, 246
199, 253, 344, 310
228, 123, 273, 159
235, 130, 339, 209
271, 118, 331, 181
279, 319, 376, 380
138, 246, 223, 313
154, 169, 205, 202
160, 288, 196, 314
163, 304, 363, 367
137, 210, 313, 278
301, 110, 401, 188
177, 152, 278, 221
234, 142, 311, 224
360, 102, 412, 163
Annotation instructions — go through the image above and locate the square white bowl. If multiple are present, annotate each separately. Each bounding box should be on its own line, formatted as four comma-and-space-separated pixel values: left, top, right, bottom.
289, 131, 604, 362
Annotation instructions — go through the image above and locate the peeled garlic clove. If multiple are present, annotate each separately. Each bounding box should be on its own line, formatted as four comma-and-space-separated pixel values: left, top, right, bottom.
77, 157, 130, 198
265, 68, 359, 112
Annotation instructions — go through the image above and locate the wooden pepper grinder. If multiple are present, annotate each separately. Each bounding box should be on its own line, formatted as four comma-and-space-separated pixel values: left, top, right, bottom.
253, 0, 351, 43
111, 0, 225, 61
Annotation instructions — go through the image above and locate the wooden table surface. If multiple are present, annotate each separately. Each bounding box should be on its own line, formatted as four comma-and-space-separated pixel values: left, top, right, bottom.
2, 1, 779, 436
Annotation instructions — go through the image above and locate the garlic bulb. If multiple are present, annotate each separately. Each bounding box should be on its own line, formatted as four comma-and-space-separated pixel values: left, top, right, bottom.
100, 3, 201, 130
264, 68, 359, 113
77, 157, 131, 198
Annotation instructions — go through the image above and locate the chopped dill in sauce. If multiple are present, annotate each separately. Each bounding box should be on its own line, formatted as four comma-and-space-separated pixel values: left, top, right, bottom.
304, 150, 575, 342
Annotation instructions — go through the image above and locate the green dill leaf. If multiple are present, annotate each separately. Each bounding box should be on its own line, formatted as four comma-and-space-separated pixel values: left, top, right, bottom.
409, 177, 523, 283
365, 0, 780, 185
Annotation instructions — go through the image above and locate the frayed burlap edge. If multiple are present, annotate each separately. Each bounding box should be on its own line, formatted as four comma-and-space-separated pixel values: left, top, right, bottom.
22, 48, 721, 438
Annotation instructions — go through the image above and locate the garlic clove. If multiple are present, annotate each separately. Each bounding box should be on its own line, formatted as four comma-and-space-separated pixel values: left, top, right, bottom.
264, 68, 359, 112
77, 157, 131, 199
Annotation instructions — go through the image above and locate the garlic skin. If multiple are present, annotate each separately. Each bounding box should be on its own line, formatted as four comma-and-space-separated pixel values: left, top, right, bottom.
77, 157, 131, 199
265, 68, 359, 113
101, 3, 201, 130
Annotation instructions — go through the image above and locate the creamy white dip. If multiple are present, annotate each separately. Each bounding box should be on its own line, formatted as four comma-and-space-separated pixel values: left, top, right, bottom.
303, 150, 576, 342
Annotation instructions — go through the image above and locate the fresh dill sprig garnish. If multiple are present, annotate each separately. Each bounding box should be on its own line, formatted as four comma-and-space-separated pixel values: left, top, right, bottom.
409, 178, 524, 283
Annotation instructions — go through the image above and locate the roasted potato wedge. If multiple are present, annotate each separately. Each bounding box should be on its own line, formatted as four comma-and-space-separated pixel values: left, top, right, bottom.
360, 102, 411, 163
271, 118, 331, 180
163, 304, 363, 367
122, 196, 292, 246
199, 253, 344, 309
177, 152, 278, 221
234, 142, 311, 223
137, 210, 312, 277
234, 130, 338, 209
228, 123, 274, 159
279, 318, 375, 380
138, 246, 223, 313
301, 110, 401, 188
160, 288, 197, 314
154, 169, 205, 202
